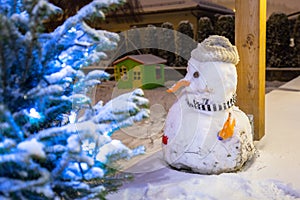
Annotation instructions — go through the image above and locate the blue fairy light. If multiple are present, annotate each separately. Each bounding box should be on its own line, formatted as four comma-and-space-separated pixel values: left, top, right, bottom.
29, 108, 42, 119
68, 27, 77, 33
26, 108, 44, 124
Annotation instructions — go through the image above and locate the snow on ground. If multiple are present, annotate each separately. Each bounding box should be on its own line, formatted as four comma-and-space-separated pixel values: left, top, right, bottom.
107, 76, 300, 200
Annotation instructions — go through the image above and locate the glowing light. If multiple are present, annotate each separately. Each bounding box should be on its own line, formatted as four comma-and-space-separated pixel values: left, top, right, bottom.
68, 27, 77, 33
29, 108, 42, 119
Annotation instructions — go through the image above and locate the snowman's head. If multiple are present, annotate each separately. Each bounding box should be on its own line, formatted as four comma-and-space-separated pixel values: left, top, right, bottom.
168, 35, 239, 105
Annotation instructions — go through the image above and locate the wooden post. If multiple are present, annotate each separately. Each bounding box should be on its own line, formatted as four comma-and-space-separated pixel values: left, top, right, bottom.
235, 0, 266, 140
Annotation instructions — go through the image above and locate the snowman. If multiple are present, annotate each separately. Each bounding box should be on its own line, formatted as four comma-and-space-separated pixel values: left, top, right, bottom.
163, 35, 255, 174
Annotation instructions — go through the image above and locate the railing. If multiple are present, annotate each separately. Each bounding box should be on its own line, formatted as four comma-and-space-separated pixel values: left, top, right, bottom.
82, 66, 300, 81
266, 67, 300, 81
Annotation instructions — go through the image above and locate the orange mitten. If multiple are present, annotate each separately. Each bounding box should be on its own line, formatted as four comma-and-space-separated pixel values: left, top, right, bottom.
218, 113, 236, 140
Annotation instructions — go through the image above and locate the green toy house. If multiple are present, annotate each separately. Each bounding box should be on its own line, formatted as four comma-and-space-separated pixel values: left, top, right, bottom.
113, 54, 166, 89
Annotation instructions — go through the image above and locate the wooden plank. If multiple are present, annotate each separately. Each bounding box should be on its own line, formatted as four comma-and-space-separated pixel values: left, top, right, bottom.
235, 0, 266, 140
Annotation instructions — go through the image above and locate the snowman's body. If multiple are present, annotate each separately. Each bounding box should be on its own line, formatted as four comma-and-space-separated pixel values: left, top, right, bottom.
164, 96, 254, 174
163, 37, 255, 174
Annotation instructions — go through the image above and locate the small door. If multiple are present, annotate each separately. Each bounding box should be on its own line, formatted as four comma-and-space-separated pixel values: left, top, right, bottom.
120, 65, 128, 80
132, 66, 142, 88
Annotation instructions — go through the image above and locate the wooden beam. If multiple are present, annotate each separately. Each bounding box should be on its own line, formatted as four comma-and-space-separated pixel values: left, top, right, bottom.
235, 0, 266, 140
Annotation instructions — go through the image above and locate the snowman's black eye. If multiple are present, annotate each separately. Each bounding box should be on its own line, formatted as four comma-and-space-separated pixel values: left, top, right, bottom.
193, 71, 199, 78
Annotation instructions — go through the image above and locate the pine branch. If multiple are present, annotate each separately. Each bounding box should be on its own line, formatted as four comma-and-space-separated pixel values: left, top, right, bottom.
0, 168, 51, 195
42, 1, 122, 68
0, 1, 148, 199
0, 105, 24, 140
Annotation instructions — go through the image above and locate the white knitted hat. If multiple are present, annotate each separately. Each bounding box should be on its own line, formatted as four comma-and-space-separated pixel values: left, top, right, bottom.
191, 35, 239, 65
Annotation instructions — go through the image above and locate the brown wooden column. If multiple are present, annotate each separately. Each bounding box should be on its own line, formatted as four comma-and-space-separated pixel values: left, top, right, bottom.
235, 0, 267, 140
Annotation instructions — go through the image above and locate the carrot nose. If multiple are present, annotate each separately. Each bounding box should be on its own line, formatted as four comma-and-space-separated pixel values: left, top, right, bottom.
167, 79, 190, 93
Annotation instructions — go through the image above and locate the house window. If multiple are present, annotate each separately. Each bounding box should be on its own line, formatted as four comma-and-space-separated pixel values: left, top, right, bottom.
133, 71, 141, 80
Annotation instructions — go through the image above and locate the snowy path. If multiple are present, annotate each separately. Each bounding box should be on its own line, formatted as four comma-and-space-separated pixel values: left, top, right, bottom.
107, 76, 300, 200
243, 76, 300, 189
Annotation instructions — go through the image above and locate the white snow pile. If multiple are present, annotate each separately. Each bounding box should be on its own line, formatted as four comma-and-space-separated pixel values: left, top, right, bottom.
96, 139, 145, 163
107, 151, 300, 200
113, 174, 300, 200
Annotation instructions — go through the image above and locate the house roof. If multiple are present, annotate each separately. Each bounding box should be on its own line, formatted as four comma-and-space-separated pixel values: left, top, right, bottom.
140, 0, 196, 13
106, 0, 233, 20
113, 54, 167, 65
140, 0, 233, 14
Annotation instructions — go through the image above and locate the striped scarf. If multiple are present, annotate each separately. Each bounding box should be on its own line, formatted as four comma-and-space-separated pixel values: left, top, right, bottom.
186, 94, 236, 112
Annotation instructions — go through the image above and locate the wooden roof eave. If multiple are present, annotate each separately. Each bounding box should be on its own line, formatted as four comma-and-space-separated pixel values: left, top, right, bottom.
113, 56, 143, 65
196, 4, 234, 15
106, 2, 234, 18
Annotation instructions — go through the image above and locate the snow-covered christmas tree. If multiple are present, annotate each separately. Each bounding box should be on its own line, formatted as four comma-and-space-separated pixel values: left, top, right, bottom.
0, 0, 149, 199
